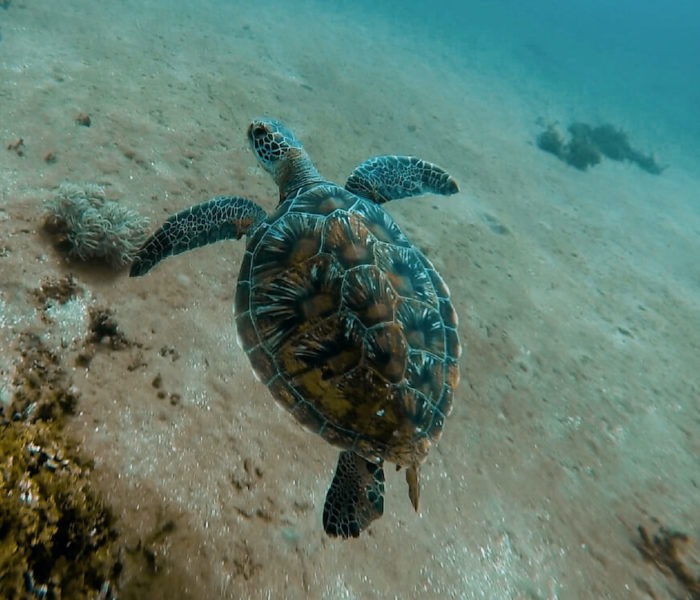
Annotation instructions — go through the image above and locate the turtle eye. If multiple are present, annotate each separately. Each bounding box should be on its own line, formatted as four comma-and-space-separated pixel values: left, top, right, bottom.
252, 125, 267, 139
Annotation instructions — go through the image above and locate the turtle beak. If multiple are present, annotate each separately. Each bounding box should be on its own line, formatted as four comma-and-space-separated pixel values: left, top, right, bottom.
248, 120, 271, 142
247, 122, 259, 147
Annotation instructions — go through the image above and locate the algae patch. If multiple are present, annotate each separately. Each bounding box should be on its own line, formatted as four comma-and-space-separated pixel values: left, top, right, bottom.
0, 420, 120, 599
8, 332, 80, 423
1, 331, 121, 598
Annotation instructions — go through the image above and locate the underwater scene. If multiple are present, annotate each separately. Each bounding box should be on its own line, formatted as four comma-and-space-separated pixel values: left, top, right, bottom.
1, 0, 699, 598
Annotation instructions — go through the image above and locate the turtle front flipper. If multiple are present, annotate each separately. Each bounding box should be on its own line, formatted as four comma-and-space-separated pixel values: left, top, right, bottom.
129, 196, 266, 277
323, 451, 385, 538
345, 155, 459, 204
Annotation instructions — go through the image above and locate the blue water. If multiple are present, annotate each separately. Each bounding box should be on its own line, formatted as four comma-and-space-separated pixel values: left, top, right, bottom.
374, 0, 700, 168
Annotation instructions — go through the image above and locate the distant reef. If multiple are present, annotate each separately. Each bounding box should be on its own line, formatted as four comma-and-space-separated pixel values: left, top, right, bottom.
536, 121, 666, 174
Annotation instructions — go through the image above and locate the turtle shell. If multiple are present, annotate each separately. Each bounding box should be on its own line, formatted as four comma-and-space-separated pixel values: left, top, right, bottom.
234, 183, 460, 466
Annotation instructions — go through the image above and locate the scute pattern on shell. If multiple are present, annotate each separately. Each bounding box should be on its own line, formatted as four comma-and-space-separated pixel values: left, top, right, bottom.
235, 183, 459, 466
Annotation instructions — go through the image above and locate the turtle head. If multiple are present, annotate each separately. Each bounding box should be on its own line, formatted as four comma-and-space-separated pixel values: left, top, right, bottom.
248, 118, 323, 202
248, 118, 302, 172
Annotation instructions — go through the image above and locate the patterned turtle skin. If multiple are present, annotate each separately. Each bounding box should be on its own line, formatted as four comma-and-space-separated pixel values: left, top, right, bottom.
130, 119, 461, 538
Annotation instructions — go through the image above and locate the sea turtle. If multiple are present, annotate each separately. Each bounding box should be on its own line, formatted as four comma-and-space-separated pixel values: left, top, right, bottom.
130, 119, 461, 538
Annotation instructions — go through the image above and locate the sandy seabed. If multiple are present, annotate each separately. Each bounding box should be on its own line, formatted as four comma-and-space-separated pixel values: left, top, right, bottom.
1, 1, 699, 598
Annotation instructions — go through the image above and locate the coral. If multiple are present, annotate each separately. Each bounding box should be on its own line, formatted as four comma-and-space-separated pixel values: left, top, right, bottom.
565, 123, 602, 170
536, 120, 666, 174
43, 182, 150, 268
589, 124, 666, 173
32, 274, 81, 307
636, 523, 700, 597
76, 306, 134, 367
85, 306, 131, 350
536, 124, 566, 158
589, 124, 633, 161
627, 148, 666, 175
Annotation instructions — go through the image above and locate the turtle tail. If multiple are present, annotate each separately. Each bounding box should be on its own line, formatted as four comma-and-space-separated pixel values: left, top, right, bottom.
129, 196, 266, 277
323, 450, 385, 538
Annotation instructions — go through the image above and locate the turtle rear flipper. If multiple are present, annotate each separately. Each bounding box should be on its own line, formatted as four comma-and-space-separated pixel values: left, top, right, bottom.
323, 450, 385, 538
345, 155, 459, 204
129, 196, 266, 277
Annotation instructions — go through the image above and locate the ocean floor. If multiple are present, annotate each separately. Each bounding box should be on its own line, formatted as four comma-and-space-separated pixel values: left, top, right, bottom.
1, 1, 699, 598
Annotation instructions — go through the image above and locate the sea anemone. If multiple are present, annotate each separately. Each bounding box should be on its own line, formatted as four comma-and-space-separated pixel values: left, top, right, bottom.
44, 182, 149, 268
